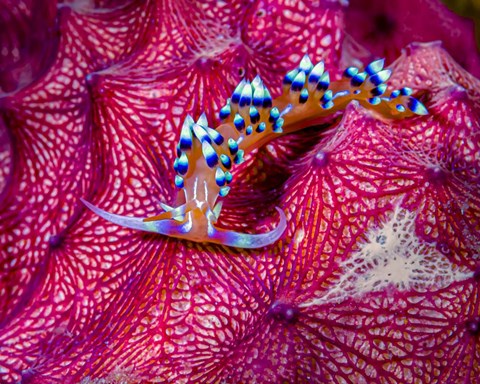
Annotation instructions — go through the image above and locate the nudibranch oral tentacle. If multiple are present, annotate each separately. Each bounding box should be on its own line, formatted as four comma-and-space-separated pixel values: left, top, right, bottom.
207, 207, 287, 249
81, 198, 193, 236
82, 55, 428, 249
81, 199, 286, 249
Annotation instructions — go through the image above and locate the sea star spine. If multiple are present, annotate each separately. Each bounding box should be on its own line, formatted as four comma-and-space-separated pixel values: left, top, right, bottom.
82, 54, 428, 248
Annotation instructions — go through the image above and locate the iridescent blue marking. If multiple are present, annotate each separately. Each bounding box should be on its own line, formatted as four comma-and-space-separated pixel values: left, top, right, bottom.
176, 143, 181, 157
256, 122, 266, 133
353, 89, 361, 95
234, 113, 245, 131
299, 88, 309, 104
206, 127, 224, 145
299, 55, 313, 74
273, 118, 284, 133
321, 90, 333, 103
215, 168, 226, 187
408, 97, 428, 115
177, 152, 189, 175
390, 90, 400, 98
368, 97, 381, 105
269, 107, 280, 122
175, 175, 184, 188
396, 104, 406, 113
369, 69, 391, 86
323, 101, 334, 109
280, 104, 292, 117
179, 116, 194, 150
239, 82, 252, 107
351, 72, 367, 86
202, 141, 219, 167
220, 154, 232, 169
400, 87, 413, 96
291, 71, 306, 92
283, 68, 299, 85
219, 186, 230, 197
192, 123, 211, 143
308, 61, 325, 83
263, 88, 273, 108
249, 106, 260, 124
228, 138, 238, 155
253, 84, 264, 106
371, 84, 387, 96
365, 59, 384, 75
225, 171, 233, 183
317, 72, 330, 91
219, 103, 231, 120
344, 66, 358, 78
234, 149, 244, 164
246, 125, 253, 135
232, 79, 246, 104
333, 90, 349, 100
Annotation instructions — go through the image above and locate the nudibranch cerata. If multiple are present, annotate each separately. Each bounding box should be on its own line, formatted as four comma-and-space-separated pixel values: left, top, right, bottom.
81, 55, 428, 249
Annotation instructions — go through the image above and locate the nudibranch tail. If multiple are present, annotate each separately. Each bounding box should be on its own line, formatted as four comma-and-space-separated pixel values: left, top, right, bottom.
272, 55, 428, 134
334, 58, 429, 117
84, 54, 427, 249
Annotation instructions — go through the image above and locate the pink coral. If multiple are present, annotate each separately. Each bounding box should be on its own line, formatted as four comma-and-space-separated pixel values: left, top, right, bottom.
345, 0, 480, 77
0, 0, 479, 383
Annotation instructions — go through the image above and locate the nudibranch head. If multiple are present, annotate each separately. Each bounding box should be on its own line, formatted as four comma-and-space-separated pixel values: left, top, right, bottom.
81, 199, 287, 249
82, 54, 427, 249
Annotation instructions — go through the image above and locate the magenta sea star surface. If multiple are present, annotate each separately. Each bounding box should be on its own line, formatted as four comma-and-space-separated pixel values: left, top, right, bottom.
0, 0, 479, 383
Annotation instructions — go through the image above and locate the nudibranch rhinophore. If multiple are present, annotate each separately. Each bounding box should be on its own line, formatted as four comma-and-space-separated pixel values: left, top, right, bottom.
81, 55, 428, 249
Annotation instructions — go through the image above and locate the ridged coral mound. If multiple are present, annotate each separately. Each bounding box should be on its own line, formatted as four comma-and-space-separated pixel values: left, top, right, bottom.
0, 0, 479, 383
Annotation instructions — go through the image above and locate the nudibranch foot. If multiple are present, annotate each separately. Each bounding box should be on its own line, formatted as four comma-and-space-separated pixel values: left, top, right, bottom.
81, 199, 287, 249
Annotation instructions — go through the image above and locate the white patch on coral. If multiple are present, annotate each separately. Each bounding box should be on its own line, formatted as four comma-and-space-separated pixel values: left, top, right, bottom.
301, 205, 472, 308
191, 30, 242, 62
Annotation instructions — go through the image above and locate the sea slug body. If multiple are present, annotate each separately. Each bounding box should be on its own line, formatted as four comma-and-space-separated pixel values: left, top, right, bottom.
82, 55, 428, 248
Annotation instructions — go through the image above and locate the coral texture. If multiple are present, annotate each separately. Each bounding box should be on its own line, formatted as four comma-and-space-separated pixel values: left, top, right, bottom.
0, 0, 479, 383
345, 0, 480, 77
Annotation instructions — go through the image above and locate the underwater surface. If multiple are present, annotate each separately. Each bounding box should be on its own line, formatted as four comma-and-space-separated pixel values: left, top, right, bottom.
0, 0, 479, 382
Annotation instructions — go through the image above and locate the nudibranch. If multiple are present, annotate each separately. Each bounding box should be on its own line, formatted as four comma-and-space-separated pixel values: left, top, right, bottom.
81, 55, 428, 248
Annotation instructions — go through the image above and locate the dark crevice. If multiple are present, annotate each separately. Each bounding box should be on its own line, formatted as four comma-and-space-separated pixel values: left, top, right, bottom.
373, 13, 397, 37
